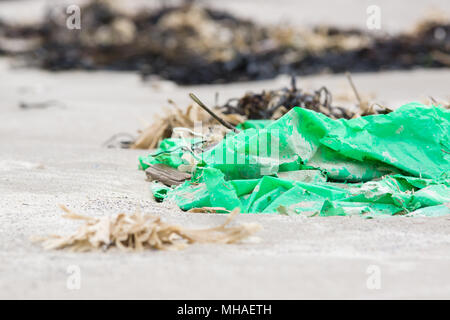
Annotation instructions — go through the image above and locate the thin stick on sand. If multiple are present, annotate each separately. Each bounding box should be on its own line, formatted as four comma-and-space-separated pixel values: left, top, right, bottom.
189, 93, 240, 133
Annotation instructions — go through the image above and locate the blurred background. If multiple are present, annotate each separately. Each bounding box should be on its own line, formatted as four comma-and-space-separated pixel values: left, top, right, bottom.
1, 0, 449, 31
0, 0, 449, 84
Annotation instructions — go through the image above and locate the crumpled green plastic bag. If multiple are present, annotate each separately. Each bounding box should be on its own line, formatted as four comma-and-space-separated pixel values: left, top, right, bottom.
163, 171, 450, 216
199, 103, 449, 181
145, 103, 450, 217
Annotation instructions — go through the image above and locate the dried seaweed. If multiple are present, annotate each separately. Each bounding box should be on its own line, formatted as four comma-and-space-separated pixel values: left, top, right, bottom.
1, 0, 448, 84
34, 205, 262, 252
219, 76, 358, 120
131, 100, 244, 150
0, 17, 42, 54
280, 20, 450, 77
129, 75, 391, 149
217, 74, 391, 121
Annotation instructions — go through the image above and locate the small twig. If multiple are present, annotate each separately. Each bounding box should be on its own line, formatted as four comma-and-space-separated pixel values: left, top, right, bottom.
345, 72, 363, 106
429, 96, 439, 106
19, 100, 66, 110
317, 86, 332, 107
290, 75, 297, 91
369, 102, 393, 114
189, 93, 240, 133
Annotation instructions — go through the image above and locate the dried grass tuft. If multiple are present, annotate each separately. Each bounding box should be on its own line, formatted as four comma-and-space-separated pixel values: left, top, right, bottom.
33, 205, 262, 252
131, 102, 243, 150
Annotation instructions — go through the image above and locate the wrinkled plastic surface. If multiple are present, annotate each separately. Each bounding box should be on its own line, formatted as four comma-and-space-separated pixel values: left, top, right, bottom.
139, 138, 198, 170
146, 103, 450, 217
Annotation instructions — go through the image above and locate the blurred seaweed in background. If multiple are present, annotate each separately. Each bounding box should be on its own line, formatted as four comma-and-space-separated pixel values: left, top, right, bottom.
0, 0, 448, 84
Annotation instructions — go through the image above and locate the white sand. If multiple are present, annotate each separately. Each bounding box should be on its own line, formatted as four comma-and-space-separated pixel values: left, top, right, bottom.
1, 0, 450, 299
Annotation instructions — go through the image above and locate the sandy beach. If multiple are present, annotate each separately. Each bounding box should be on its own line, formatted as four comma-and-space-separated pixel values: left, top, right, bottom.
0, 0, 449, 299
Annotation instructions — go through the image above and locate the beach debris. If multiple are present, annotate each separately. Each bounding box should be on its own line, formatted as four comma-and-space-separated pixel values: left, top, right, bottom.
0, 17, 42, 54
145, 163, 191, 186
344, 72, 392, 117
0, 0, 448, 84
102, 132, 136, 148
131, 99, 244, 150
34, 205, 262, 252
141, 103, 450, 217
428, 96, 450, 109
7, 0, 278, 84
189, 93, 240, 132
188, 207, 232, 214
131, 76, 389, 150
19, 99, 66, 110
218, 75, 391, 120
218, 77, 342, 119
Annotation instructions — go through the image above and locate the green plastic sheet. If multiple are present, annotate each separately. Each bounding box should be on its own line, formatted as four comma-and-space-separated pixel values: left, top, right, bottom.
143, 103, 450, 217
139, 138, 200, 170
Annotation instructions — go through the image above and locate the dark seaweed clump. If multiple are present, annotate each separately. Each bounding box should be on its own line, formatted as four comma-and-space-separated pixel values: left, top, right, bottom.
1, 0, 449, 84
